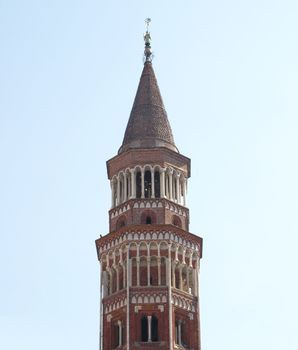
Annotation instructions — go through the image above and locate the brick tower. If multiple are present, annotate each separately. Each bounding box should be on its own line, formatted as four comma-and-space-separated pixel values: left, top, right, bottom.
96, 22, 203, 350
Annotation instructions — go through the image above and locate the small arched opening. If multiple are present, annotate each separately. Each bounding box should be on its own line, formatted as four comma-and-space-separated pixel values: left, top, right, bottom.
154, 170, 160, 197
116, 215, 127, 230
141, 316, 148, 342
151, 315, 158, 341
136, 170, 142, 198
172, 215, 182, 228
144, 170, 152, 198
141, 211, 156, 225
150, 257, 158, 286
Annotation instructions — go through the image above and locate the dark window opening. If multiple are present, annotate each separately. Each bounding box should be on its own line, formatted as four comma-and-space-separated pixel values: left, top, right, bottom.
144, 170, 152, 198
113, 323, 119, 349
151, 315, 158, 341
119, 221, 125, 227
120, 181, 123, 203
181, 322, 187, 346
175, 268, 180, 289
136, 171, 142, 198
154, 171, 160, 197
146, 216, 152, 224
140, 259, 147, 286
126, 177, 129, 199
172, 215, 182, 228
175, 321, 179, 345
150, 276, 153, 285
116, 216, 127, 230
141, 316, 148, 342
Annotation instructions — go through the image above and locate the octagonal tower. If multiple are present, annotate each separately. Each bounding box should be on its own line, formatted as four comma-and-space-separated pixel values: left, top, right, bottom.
95, 26, 203, 350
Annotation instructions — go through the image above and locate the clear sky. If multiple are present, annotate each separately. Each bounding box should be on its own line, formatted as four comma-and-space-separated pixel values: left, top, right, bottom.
1, 1, 298, 349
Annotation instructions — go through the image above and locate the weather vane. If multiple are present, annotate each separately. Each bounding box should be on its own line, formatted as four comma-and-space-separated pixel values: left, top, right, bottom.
144, 18, 153, 63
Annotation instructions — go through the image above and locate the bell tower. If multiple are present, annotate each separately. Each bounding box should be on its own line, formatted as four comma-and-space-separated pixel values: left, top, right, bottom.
96, 20, 203, 350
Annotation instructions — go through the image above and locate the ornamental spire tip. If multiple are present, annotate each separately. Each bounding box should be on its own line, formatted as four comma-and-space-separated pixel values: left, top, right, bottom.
144, 18, 152, 63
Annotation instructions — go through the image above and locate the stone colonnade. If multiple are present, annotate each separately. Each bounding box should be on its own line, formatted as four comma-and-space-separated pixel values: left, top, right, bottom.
110, 165, 187, 208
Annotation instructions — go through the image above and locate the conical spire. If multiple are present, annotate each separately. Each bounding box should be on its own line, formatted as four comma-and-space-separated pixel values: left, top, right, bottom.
118, 22, 178, 154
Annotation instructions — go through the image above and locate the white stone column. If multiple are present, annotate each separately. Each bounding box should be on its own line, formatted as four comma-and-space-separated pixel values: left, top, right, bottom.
176, 174, 181, 204
183, 178, 187, 206
172, 264, 175, 288
179, 266, 182, 291
178, 321, 182, 345
151, 168, 155, 198
195, 260, 199, 297
109, 270, 112, 295
118, 320, 122, 346
117, 176, 120, 205
111, 180, 114, 208
186, 268, 190, 293
136, 258, 140, 286
147, 257, 150, 286
160, 169, 165, 198
116, 267, 119, 292
169, 170, 173, 201
131, 169, 136, 199
123, 263, 126, 288
141, 168, 145, 198
126, 250, 130, 350
128, 172, 131, 199
168, 245, 173, 350
147, 315, 152, 342
123, 173, 127, 202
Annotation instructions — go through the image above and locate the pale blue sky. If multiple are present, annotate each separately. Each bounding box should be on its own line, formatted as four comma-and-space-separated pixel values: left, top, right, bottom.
1, 1, 298, 349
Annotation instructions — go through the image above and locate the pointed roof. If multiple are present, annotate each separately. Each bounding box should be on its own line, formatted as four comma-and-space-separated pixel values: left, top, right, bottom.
118, 62, 178, 154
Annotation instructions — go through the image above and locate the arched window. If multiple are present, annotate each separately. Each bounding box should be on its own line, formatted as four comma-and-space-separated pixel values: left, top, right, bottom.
151, 315, 158, 341
144, 170, 152, 198
150, 257, 158, 286
175, 320, 179, 345
140, 257, 147, 286
172, 215, 182, 228
175, 266, 180, 289
113, 322, 119, 348
116, 216, 127, 230
118, 265, 124, 290
154, 170, 160, 197
111, 268, 117, 294
131, 258, 137, 286
141, 211, 156, 225
181, 321, 187, 346
182, 266, 188, 292
141, 316, 148, 342
136, 171, 142, 198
